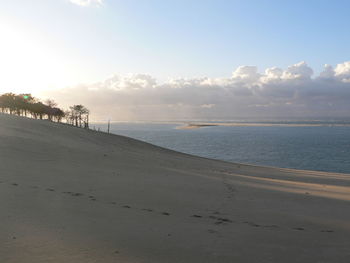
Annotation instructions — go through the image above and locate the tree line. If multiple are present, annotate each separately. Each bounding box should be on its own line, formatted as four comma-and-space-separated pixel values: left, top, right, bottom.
0, 93, 90, 128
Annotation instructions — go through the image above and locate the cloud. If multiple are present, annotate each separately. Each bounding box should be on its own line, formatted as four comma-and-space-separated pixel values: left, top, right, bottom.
69, 0, 103, 7
232, 66, 261, 82
43, 61, 350, 121
334, 61, 350, 82
282, 61, 313, 80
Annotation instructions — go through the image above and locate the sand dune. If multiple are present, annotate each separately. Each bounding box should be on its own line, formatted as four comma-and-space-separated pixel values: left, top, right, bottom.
1, 113, 349, 263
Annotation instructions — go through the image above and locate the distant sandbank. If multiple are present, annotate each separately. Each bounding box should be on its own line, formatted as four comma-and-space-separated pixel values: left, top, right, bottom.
177, 122, 350, 129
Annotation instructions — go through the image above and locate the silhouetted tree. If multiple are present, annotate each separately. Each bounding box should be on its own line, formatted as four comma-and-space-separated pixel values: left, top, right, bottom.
51, 107, 65, 122
18, 94, 35, 117
64, 110, 73, 125
0, 92, 90, 128
0, 93, 16, 114
0, 94, 6, 113
69, 104, 89, 128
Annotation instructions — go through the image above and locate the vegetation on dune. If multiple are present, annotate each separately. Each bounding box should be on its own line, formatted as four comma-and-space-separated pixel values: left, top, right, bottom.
66, 104, 90, 128
0, 93, 90, 128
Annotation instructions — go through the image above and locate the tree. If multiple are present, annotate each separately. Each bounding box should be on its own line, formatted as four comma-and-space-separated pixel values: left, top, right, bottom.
29, 102, 47, 120
52, 108, 64, 122
64, 110, 74, 125
0, 93, 16, 114
0, 92, 89, 128
44, 99, 58, 121
69, 104, 89, 128
0, 94, 6, 113
44, 99, 57, 108
18, 94, 35, 117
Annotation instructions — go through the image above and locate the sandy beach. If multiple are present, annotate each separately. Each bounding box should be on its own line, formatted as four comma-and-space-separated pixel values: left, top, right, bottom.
1, 113, 350, 263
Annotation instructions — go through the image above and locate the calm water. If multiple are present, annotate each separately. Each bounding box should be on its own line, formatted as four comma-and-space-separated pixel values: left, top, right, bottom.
93, 123, 350, 174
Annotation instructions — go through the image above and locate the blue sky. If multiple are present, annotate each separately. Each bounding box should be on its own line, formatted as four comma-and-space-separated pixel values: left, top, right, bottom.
1, 0, 350, 87
1, 0, 350, 120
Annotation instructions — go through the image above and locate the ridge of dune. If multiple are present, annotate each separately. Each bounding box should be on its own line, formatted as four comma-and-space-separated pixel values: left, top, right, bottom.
1, 113, 349, 263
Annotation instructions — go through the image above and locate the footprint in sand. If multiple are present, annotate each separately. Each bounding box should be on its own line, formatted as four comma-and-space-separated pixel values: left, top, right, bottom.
88, 196, 97, 201
46, 188, 55, 192
243, 221, 261, 227
191, 214, 203, 218
12, 183, 18, 186
293, 227, 305, 231
161, 212, 170, 216
62, 191, 84, 197
71, 193, 84, 197
243, 221, 279, 229
263, 225, 279, 228
122, 205, 131, 208
211, 216, 233, 223
217, 217, 232, 223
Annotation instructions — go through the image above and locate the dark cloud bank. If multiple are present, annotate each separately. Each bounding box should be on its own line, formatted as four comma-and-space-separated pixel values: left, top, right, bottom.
44, 61, 350, 121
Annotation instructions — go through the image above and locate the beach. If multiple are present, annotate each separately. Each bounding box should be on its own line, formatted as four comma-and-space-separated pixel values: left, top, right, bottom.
1, 113, 349, 263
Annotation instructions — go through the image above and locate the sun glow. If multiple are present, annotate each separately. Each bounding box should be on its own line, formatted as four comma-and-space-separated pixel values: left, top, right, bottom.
0, 23, 74, 95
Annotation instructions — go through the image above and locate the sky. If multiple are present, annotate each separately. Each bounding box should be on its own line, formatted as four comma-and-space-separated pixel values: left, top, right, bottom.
1, 0, 350, 121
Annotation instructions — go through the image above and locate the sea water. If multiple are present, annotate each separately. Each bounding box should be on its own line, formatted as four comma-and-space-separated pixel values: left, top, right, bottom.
93, 122, 350, 174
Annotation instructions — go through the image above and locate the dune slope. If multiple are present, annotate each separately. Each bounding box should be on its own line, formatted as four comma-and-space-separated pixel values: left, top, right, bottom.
0, 113, 349, 263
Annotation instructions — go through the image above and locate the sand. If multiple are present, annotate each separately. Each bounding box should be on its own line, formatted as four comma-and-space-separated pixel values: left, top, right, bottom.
177, 122, 350, 129
0, 113, 349, 263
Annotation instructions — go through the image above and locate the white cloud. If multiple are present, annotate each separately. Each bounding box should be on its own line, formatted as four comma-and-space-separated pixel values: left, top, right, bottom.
281, 61, 313, 80
265, 67, 283, 79
232, 66, 260, 82
334, 61, 350, 82
69, 0, 103, 7
43, 61, 350, 121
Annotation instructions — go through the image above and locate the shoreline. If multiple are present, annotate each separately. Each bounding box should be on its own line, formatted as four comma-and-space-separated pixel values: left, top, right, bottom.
177, 122, 350, 129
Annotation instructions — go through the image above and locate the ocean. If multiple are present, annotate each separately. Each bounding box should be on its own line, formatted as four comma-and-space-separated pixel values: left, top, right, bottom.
93, 122, 350, 174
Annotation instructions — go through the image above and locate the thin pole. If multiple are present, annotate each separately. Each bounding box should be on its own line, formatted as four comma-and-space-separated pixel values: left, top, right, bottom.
107, 119, 110, 133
